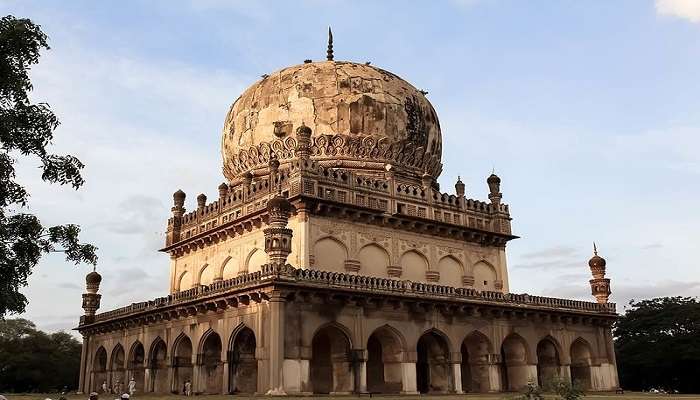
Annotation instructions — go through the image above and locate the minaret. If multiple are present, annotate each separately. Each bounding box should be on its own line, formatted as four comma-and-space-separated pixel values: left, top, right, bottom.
487, 172, 502, 207
81, 268, 102, 324
264, 159, 294, 266
295, 123, 312, 161
455, 176, 465, 197
588, 243, 611, 303
166, 189, 186, 246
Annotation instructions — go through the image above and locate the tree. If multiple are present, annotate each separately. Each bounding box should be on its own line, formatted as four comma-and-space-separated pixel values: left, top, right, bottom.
0, 15, 97, 317
614, 296, 700, 393
0, 318, 82, 392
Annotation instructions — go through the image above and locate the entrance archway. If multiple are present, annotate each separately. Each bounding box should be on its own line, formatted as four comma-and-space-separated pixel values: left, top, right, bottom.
127, 342, 145, 394
570, 339, 593, 389
201, 331, 223, 394
149, 338, 168, 393
536, 337, 562, 387
461, 331, 493, 392
110, 344, 125, 393
310, 324, 353, 394
173, 335, 193, 394
416, 330, 452, 393
501, 334, 529, 391
367, 326, 405, 393
228, 327, 257, 394
93, 346, 108, 392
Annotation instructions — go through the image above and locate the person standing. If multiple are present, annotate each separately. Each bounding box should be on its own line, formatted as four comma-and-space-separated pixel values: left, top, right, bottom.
101, 381, 108, 394
184, 379, 192, 396
128, 378, 136, 396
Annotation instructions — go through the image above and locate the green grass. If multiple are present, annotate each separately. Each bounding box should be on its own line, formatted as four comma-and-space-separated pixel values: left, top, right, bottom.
4, 394, 700, 400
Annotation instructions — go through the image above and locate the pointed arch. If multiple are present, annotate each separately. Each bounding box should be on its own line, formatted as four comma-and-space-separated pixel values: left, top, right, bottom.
570, 338, 593, 389
500, 333, 531, 391
219, 256, 233, 279
127, 341, 145, 393
473, 260, 498, 291
228, 324, 257, 394
416, 328, 453, 393
92, 346, 108, 392
197, 263, 215, 285
177, 270, 191, 292
313, 236, 348, 273
461, 330, 494, 392
244, 248, 267, 274
148, 337, 168, 393
310, 322, 353, 393
400, 249, 429, 282
438, 255, 464, 287
199, 329, 223, 394
358, 243, 390, 277
367, 324, 407, 393
172, 333, 193, 394
110, 343, 125, 370
536, 335, 562, 387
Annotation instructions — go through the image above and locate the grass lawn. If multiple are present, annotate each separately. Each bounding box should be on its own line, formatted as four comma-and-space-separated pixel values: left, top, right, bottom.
4, 394, 700, 400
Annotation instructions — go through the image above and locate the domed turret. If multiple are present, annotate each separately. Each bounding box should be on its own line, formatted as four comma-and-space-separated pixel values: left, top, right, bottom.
86, 270, 102, 291
221, 61, 442, 182
588, 243, 611, 303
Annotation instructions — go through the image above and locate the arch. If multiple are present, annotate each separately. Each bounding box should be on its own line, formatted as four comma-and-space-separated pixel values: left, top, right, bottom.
228, 325, 257, 394
177, 270, 191, 292
461, 330, 494, 392
500, 333, 530, 391
220, 256, 237, 279
173, 333, 193, 395
245, 248, 267, 274
313, 236, 348, 273
93, 346, 108, 392
416, 328, 453, 393
400, 250, 429, 282
200, 330, 223, 394
473, 260, 497, 291
570, 338, 593, 390
198, 263, 216, 285
536, 336, 562, 387
438, 255, 463, 287
367, 325, 407, 393
127, 341, 145, 393
358, 243, 390, 277
148, 337, 168, 393
110, 344, 126, 393
310, 323, 353, 394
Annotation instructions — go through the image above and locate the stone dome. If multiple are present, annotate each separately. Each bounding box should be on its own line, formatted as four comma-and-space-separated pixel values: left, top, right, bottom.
221, 61, 442, 182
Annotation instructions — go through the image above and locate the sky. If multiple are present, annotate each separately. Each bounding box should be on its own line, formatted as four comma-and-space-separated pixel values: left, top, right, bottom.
2, 0, 699, 333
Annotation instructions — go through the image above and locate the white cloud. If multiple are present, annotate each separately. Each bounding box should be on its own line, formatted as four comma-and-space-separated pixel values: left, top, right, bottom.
656, 0, 700, 23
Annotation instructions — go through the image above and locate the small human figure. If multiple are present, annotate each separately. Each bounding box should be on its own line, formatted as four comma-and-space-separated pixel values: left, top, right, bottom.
184, 379, 192, 396
101, 381, 109, 394
128, 378, 136, 396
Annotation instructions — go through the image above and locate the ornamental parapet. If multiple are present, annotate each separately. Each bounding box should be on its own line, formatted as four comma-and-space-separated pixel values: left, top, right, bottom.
165, 160, 513, 248
78, 265, 615, 329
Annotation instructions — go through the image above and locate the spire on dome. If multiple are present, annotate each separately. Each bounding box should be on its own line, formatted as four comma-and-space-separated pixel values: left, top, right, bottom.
327, 27, 334, 61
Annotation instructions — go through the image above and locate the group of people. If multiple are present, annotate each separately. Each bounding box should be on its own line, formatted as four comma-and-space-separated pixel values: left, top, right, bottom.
97, 378, 136, 398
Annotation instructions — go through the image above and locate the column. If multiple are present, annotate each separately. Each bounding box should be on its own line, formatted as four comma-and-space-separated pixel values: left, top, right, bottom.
167, 363, 176, 394
486, 358, 503, 392
221, 361, 230, 395
353, 349, 368, 394
78, 335, 89, 394
143, 368, 152, 392
452, 363, 463, 394
268, 290, 286, 394
400, 362, 418, 394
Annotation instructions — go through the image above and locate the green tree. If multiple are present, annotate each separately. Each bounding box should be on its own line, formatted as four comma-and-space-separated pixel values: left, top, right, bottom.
0, 15, 97, 317
614, 296, 700, 393
0, 318, 82, 392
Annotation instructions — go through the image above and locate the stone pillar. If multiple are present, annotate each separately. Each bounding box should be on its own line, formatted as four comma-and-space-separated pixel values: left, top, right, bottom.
400, 362, 418, 394
268, 291, 286, 394
222, 361, 230, 394
143, 368, 152, 392
78, 335, 88, 394
452, 362, 463, 394
353, 349, 368, 394
167, 364, 175, 394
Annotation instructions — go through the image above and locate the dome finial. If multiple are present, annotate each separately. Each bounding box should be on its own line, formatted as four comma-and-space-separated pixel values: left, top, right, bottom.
327, 27, 334, 61
593, 241, 598, 255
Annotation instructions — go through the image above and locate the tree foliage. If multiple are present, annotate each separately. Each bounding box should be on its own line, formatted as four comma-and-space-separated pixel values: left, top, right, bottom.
615, 296, 700, 393
0, 318, 82, 392
0, 15, 97, 317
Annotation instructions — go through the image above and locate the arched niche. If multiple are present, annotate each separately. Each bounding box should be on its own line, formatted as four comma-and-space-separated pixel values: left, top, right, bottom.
536, 337, 562, 387
438, 256, 463, 287
358, 244, 390, 277
416, 330, 452, 394
173, 334, 193, 394
310, 324, 353, 394
198, 264, 216, 286
110, 344, 125, 391
148, 338, 168, 393
313, 237, 347, 273
221, 256, 238, 279
367, 325, 406, 393
245, 248, 267, 274
570, 338, 593, 390
461, 331, 493, 392
228, 326, 257, 394
500, 334, 530, 391
177, 271, 191, 292
200, 331, 223, 394
128, 341, 145, 393
473, 261, 497, 291
400, 250, 428, 282
93, 346, 108, 392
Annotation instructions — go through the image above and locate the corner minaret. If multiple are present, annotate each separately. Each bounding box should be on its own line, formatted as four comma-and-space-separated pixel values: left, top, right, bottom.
487, 172, 502, 207
264, 159, 294, 266
81, 268, 102, 324
588, 243, 611, 303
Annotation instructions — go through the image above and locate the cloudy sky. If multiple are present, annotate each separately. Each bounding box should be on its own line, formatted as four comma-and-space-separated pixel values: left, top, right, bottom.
3, 0, 699, 333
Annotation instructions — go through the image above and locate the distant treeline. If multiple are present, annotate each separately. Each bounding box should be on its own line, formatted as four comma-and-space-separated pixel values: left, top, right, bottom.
0, 319, 81, 393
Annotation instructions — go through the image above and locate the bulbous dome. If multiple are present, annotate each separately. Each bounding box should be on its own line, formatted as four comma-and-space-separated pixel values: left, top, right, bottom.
86, 270, 102, 285
222, 61, 442, 181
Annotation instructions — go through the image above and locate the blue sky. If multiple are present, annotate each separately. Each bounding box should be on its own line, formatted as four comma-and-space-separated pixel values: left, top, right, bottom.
3, 0, 699, 332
